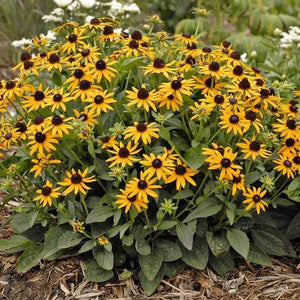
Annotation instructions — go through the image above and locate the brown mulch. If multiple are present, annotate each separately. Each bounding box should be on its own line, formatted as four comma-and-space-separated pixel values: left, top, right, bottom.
1, 205, 300, 299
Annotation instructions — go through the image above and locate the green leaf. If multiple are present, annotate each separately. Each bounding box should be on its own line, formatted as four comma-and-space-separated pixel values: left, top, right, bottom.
139, 265, 165, 296
285, 211, 300, 239
79, 240, 95, 254
159, 127, 171, 142
245, 171, 264, 186
93, 247, 114, 270
172, 189, 193, 200
0, 235, 32, 251
155, 240, 182, 262
176, 222, 194, 250
139, 248, 163, 281
83, 260, 113, 282
86, 206, 114, 224
183, 198, 222, 223
57, 231, 85, 249
136, 238, 151, 256
43, 226, 67, 259
121, 56, 145, 71
206, 231, 230, 257
184, 145, 206, 169
157, 220, 177, 230
10, 213, 32, 233
16, 245, 43, 273
180, 237, 208, 270
226, 229, 250, 260
209, 253, 235, 276
247, 245, 272, 266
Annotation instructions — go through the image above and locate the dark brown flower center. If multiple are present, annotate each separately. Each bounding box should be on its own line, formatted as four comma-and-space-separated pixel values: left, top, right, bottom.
182, 32, 191, 38
79, 80, 91, 90
152, 159, 162, 168
153, 58, 165, 68
233, 66, 243, 76
94, 95, 104, 104
35, 132, 46, 143
95, 60, 106, 70
286, 120, 296, 130
118, 147, 130, 158
222, 41, 231, 48
209, 62, 220, 72
74, 69, 84, 79
137, 180, 148, 189
252, 67, 260, 74
293, 156, 300, 165
68, 34, 77, 43
186, 56, 196, 65
52, 115, 63, 126
229, 115, 239, 124
21, 51, 31, 62
252, 195, 261, 203
4, 132, 12, 140
214, 95, 224, 104
167, 95, 174, 100
245, 111, 256, 121
90, 17, 100, 25
128, 40, 139, 49
238, 78, 250, 90
285, 138, 295, 147
283, 160, 292, 168
260, 89, 269, 99
229, 97, 237, 105
49, 54, 60, 64
230, 51, 241, 60
221, 158, 231, 168
171, 80, 182, 90
6, 81, 16, 89
127, 195, 137, 202
187, 43, 197, 50
53, 94, 62, 102
79, 113, 88, 121
175, 165, 186, 175
204, 77, 214, 88
71, 173, 82, 184
256, 79, 264, 86
34, 91, 45, 101
101, 136, 110, 143
40, 51, 47, 58
289, 105, 298, 113
137, 88, 149, 99
232, 176, 241, 183
202, 47, 211, 53
217, 147, 224, 155
24, 61, 33, 70
103, 25, 114, 35
15, 122, 27, 133
222, 48, 229, 54
136, 122, 147, 132
42, 186, 52, 196
131, 30, 142, 40
81, 49, 90, 57
33, 116, 44, 125
249, 141, 261, 152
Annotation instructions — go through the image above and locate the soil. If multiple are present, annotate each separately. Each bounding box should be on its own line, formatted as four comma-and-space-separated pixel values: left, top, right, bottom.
1, 205, 300, 300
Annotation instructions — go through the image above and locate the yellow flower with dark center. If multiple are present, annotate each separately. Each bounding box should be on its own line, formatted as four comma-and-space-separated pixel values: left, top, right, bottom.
199, 61, 226, 80
158, 93, 183, 111
84, 17, 104, 31
22, 84, 50, 112
202, 91, 229, 108
30, 153, 61, 178
226, 76, 259, 98
33, 180, 60, 207
27, 130, 59, 156
15, 121, 28, 140
98, 236, 110, 245
193, 75, 226, 94
159, 76, 194, 101
3, 80, 25, 99
243, 187, 268, 214
279, 101, 299, 118
61, 27, 87, 54
84, 91, 116, 115
179, 55, 197, 73
73, 45, 100, 64
46, 115, 73, 137
279, 137, 300, 155
53, 22, 79, 33
165, 159, 197, 190
72, 79, 101, 101
73, 109, 98, 127
274, 154, 296, 178
115, 189, 148, 213
126, 85, 159, 112
183, 42, 201, 57
190, 101, 214, 120
40, 51, 68, 72
231, 171, 245, 195
32, 36, 50, 48
0, 127, 20, 149
175, 32, 198, 46
90, 59, 117, 83
46, 88, 74, 112
142, 58, 176, 78
72, 221, 84, 233
59, 168, 96, 195
106, 141, 141, 167
273, 118, 299, 139
65, 66, 94, 89
243, 110, 263, 133
27, 116, 51, 135
124, 122, 159, 144
223, 50, 243, 67
290, 154, 300, 174
237, 137, 271, 160
98, 135, 118, 149
140, 152, 174, 181
126, 172, 161, 202
250, 88, 279, 110
207, 147, 242, 180
99, 25, 119, 42
120, 39, 149, 57
219, 108, 247, 135
225, 65, 246, 82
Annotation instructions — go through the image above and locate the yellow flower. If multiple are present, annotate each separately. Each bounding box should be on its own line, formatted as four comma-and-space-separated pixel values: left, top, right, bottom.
193, 75, 226, 94
72, 221, 84, 233
59, 168, 96, 195
84, 90, 116, 115
142, 58, 176, 78
175, 33, 198, 46
231, 171, 245, 196
237, 137, 271, 160
243, 187, 268, 214
116, 189, 148, 213
0, 127, 20, 149
98, 236, 110, 245
30, 153, 61, 178
158, 93, 183, 111
46, 88, 74, 112
273, 118, 299, 139
98, 135, 118, 149
219, 108, 247, 135
46, 115, 73, 137
33, 180, 60, 207
198, 61, 226, 80
22, 84, 51, 112
274, 154, 296, 179
61, 27, 87, 54
89, 59, 117, 83
124, 122, 159, 144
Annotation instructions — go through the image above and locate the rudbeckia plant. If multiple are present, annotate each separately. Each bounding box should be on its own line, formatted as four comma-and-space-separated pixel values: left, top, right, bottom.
0, 16, 299, 296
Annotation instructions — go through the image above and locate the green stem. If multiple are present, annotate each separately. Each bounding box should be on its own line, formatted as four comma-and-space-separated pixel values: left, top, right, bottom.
144, 211, 152, 230
207, 128, 221, 144
181, 111, 192, 142
64, 141, 85, 167
80, 194, 89, 216
192, 173, 209, 201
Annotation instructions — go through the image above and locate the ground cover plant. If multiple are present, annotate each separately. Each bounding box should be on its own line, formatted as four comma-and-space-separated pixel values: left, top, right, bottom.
0, 15, 299, 295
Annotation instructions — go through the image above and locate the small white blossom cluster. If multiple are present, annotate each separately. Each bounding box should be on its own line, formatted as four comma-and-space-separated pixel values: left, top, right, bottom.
280, 26, 300, 48
42, 7, 64, 23
105, 0, 140, 15
11, 31, 56, 49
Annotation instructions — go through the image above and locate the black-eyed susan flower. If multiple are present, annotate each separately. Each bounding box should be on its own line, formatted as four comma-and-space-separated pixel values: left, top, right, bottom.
273, 118, 299, 139
158, 93, 183, 111
120, 39, 148, 57
126, 172, 161, 202
73, 109, 98, 127
199, 61, 226, 80
22, 84, 50, 112
30, 153, 61, 178
46, 88, 74, 112
115, 188, 148, 213
106, 141, 141, 167
84, 91, 116, 115
3, 79, 25, 99
27, 130, 59, 156
72, 221, 84, 233
90, 59, 117, 83
159, 76, 194, 101
15, 121, 28, 140
33, 180, 60, 207
237, 137, 271, 160
59, 168, 96, 195
207, 147, 242, 180
140, 151, 174, 181
202, 91, 229, 108
291, 154, 300, 174
231, 171, 245, 195
99, 25, 118, 42
73, 45, 100, 64
279, 100, 299, 118
98, 135, 118, 149
243, 110, 263, 133
175, 32, 198, 46
124, 122, 159, 144
65, 66, 94, 89
219, 108, 247, 135
0, 127, 20, 149
194, 75, 226, 95
40, 51, 68, 72
165, 159, 198, 190
61, 27, 87, 54
72, 79, 101, 101
47, 115, 73, 137
226, 77, 258, 98
126, 85, 159, 112
279, 137, 300, 155
243, 187, 268, 214
179, 55, 197, 73
142, 58, 176, 78
274, 154, 296, 178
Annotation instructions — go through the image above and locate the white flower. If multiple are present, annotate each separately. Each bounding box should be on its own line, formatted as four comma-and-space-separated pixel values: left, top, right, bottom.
42, 30, 57, 41
273, 28, 282, 36
241, 53, 247, 62
67, 1, 80, 11
51, 8, 65, 16
53, 0, 73, 7
85, 15, 95, 24
11, 38, 32, 49
123, 3, 140, 14
250, 50, 257, 57
280, 26, 300, 48
42, 15, 63, 23
79, 0, 96, 9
